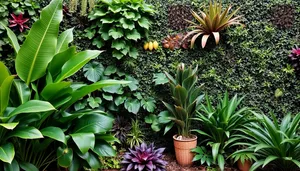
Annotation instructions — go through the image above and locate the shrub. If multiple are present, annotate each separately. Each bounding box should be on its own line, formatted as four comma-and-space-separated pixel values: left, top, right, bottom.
121, 143, 167, 171
232, 112, 300, 171
193, 92, 253, 171
85, 0, 155, 59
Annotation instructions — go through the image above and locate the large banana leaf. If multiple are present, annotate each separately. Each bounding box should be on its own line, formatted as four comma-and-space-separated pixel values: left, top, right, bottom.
0, 23, 20, 53
0, 76, 15, 116
15, 0, 63, 85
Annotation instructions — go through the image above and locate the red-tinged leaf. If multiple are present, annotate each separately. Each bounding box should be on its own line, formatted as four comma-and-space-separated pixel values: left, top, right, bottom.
212, 32, 220, 44
202, 34, 210, 48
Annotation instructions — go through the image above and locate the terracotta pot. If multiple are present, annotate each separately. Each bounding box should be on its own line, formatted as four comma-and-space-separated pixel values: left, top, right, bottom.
237, 159, 252, 171
173, 134, 197, 166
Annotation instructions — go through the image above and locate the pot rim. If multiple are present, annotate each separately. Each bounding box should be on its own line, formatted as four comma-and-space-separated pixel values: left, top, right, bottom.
173, 134, 197, 142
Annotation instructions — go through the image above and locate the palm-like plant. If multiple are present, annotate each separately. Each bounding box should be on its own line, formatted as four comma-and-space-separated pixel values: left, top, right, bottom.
183, 0, 243, 48
193, 92, 253, 171
232, 113, 300, 171
162, 63, 204, 138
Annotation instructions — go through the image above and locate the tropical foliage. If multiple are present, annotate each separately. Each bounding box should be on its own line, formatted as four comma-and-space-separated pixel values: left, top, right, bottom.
193, 92, 253, 171
0, 0, 128, 170
232, 112, 300, 171
183, 0, 243, 48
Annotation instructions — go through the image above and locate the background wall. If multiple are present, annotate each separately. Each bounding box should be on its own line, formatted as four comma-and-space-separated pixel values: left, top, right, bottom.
1, 0, 300, 148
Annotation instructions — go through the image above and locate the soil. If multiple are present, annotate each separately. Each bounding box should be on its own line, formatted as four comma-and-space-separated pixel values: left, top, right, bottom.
103, 154, 239, 171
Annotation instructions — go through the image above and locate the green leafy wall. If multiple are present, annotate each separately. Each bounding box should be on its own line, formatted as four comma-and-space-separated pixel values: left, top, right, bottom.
1, 0, 300, 144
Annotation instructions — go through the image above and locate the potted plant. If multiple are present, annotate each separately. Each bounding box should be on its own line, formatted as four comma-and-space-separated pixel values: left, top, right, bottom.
159, 63, 204, 166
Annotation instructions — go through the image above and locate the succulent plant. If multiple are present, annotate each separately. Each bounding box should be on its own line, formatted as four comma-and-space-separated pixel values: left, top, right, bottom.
288, 46, 300, 73
271, 4, 295, 29
112, 116, 131, 145
121, 143, 167, 171
168, 5, 193, 30
183, 0, 243, 48
8, 13, 29, 32
162, 33, 190, 50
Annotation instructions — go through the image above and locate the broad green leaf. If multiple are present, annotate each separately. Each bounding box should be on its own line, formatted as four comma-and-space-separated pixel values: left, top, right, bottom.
55, 50, 102, 82
8, 127, 43, 139
57, 147, 73, 168
92, 38, 105, 48
100, 17, 114, 23
145, 114, 157, 124
123, 11, 135, 19
0, 76, 15, 115
0, 123, 18, 130
0, 143, 14, 164
92, 141, 116, 157
125, 75, 138, 91
61, 80, 130, 110
125, 29, 141, 41
108, 5, 122, 13
217, 154, 225, 171
114, 96, 126, 106
138, 17, 150, 29
56, 28, 73, 53
12, 80, 31, 105
0, 62, 10, 85
119, 18, 135, 30
141, 98, 156, 112
87, 97, 102, 108
48, 46, 77, 78
4, 159, 19, 171
112, 50, 124, 59
112, 40, 126, 50
16, 0, 63, 85
102, 94, 113, 101
77, 151, 101, 169
41, 82, 72, 101
128, 47, 138, 59
93, 9, 107, 17
103, 84, 123, 94
212, 143, 220, 162
41, 127, 66, 144
71, 133, 95, 154
73, 114, 114, 133
104, 65, 117, 75
19, 162, 38, 171
108, 27, 123, 39
0, 22, 20, 53
164, 122, 174, 135
124, 98, 140, 114
83, 61, 104, 83
8, 100, 55, 118
153, 73, 169, 85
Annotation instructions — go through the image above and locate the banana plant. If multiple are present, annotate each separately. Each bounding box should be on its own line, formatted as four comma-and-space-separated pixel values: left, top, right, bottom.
0, 0, 129, 170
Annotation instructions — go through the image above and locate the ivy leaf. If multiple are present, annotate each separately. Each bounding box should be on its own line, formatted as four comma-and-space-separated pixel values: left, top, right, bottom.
133, 92, 143, 100
124, 98, 140, 114
119, 18, 135, 30
104, 66, 117, 75
87, 97, 102, 108
109, 28, 124, 39
141, 98, 156, 112
92, 38, 105, 48
85, 28, 96, 39
94, 8, 107, 17
125, 29, 141, 41
108, 5, 122, 13
112, 40, 126, 50
123, 11, 135, 19
125, 75, 139, 91
138, 17, 150, 29
153, 73, 169, 85
112, 49, 124, 59
129, 47, 138, 59
74, 100, 87, 111
114, 96, 126, 106
102, 93, 113, 101
83, 62, 104, 83
101, 17, 114, 24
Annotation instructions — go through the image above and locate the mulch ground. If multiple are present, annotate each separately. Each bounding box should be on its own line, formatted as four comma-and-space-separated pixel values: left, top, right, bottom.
104, 153, 240, 171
